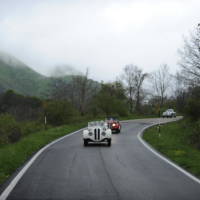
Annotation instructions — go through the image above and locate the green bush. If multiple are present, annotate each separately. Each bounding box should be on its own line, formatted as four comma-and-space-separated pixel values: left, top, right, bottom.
44, 100, 79, 126
188, 120, 200, 149
94, 93, 128, 117
186, 86, 200, 120
8, 127, 21, 143
0, 114, 21, 144
186, 98, 200, 120
20, 121, 45, 137
0, 90, 43, 121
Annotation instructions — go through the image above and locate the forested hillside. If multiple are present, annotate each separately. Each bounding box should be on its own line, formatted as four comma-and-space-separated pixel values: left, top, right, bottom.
0, 52, 50, 96
0, 52, 101, 99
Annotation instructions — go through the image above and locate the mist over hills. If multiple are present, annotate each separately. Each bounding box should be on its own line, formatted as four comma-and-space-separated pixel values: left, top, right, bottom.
50, 65, 81, 77
0, 51, 30, 69
0, 51, 84, 97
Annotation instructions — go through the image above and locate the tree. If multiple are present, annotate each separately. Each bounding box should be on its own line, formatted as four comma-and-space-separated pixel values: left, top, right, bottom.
0, 90, 42, 121
186, 86, 200, 120
49, 68, 99, 115
178, 24, 200, 86
70, 68, 99, 115
173, 72, 187, 113
151, 64, 171, 107
93, 82, 128, 117
122, 64, 147, 113
134, 68, 148, 113
44, 100, 78, 126
122, 65, 135, 113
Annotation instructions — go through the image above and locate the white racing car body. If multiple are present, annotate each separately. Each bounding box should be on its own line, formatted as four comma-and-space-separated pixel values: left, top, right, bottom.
162, 109, 176, 118
83, 121, 112, 146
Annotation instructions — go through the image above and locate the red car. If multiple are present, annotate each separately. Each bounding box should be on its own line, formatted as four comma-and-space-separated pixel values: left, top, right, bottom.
107, 118, 121, 133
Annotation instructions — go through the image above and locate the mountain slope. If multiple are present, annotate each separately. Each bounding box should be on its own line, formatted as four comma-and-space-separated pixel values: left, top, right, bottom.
0, 52, 100, 98
0, 52, 49, 96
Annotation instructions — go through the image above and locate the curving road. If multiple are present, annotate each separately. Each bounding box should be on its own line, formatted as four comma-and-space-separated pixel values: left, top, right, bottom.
2, 117, 200, 200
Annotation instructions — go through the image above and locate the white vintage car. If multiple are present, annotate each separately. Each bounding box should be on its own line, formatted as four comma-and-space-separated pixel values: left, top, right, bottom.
83, 121, 112, 146
162, 109, 176, 118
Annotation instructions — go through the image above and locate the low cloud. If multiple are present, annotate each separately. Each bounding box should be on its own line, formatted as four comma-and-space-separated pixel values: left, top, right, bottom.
0, 0, 200, 81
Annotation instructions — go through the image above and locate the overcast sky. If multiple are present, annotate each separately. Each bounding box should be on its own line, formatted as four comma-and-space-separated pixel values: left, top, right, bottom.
0, 0, 200, 81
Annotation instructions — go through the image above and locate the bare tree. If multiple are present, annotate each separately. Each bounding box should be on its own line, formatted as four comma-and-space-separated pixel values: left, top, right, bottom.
151, 64, 171, 107
122, 65, 136, 112
72, 69, 89, 115
122, 64, 147, 113
71, 68, 99, 115
178, 24, 200, 86
134, 68, 148, 113
49, 68, 99, 115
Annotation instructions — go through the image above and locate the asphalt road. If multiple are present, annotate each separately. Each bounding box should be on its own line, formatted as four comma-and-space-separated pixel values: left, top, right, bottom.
3, 117, 200, 200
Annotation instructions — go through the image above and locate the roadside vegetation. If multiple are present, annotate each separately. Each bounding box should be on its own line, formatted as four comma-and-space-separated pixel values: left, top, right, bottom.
144, 120, 200, 178
143, 25, 200, 178
143, 85, 200, 178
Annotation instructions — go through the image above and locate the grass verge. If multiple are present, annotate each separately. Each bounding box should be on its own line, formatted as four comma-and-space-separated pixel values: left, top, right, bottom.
143, 120, 200, 179
0, 122, 86, 185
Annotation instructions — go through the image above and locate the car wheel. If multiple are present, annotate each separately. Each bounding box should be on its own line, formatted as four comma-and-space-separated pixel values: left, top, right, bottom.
118, 129, 121, 133
108, 139, 111, 146
84, 139, 88, 146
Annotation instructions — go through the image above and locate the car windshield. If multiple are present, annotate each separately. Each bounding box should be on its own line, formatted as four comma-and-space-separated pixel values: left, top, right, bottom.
88, 121, 107, 127
107, 117, 118, 122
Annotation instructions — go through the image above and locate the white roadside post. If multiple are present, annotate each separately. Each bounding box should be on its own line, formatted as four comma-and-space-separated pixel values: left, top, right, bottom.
44, 115, 47, 130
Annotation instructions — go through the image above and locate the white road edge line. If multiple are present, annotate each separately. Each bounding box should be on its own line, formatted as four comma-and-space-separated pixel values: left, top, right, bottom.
0, 128, 85, 200
137, 124, 200, 185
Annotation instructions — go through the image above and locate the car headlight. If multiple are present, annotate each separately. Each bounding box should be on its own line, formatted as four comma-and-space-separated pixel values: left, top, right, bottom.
89, 132, 93, 136
112, 123, 116, 127
102, 132, 106, 136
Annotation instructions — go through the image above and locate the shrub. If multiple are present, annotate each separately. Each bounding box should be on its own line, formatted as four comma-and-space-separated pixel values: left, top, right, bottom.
20, 121, 45, 137
95, 93, 128, 117
186, 98, 200, 120
186, 86, 200, 120
189, 120, 200, 149
8, 127, 21, 143
0, 114, 21, 144
44, 100, 79, 126
0, 90, 43, 121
